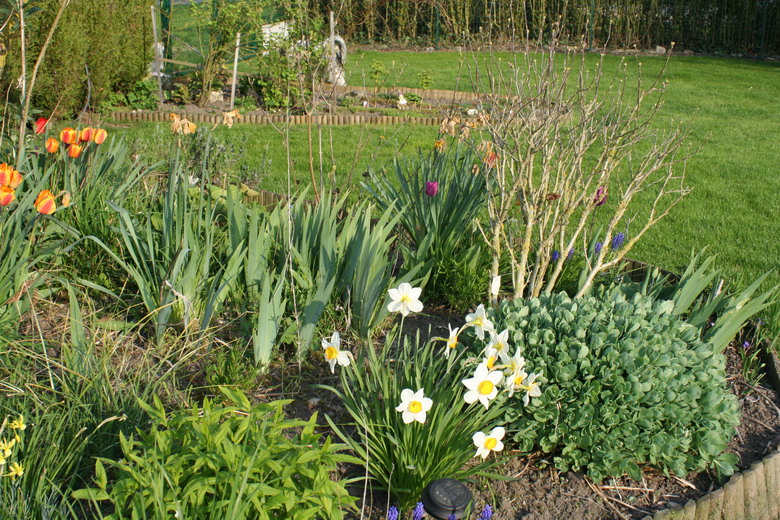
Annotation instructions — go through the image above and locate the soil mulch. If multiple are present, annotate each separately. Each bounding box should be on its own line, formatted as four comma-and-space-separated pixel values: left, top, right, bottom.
284, 306, 780, 520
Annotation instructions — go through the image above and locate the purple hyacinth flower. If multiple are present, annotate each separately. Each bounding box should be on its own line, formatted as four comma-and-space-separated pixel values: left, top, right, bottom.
742, 341, 751, 350
447, 515, 457, 520
594, 242, 603, 255
552, 250, 560, 262
413, 502, 426, 520
610, 232, 626, 251
479, 504, 494, 520
387, 506, 399, 520
567, 248, 574, 261
425, 181, 439, 197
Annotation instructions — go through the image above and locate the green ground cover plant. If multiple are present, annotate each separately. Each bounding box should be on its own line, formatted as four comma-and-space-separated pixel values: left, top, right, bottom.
478, 291, 741, 482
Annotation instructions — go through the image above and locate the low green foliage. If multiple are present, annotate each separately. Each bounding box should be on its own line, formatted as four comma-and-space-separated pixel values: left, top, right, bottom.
321, 329, 506, 510
484, 292, 740, 482
75, 388, 359, 520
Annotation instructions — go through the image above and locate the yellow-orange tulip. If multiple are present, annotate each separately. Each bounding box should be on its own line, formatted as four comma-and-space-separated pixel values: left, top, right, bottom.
79, 127, 95, 142
46, 137, 60, 153
0, 185, 15, 206
0, 164, 22, 189
93, 128, 107, 144
60, 127, 78, 145
67, 143, 83, 158
34, 190, 56, 215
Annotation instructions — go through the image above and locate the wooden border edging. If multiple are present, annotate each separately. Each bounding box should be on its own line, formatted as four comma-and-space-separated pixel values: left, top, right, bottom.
111, 111, 442, 127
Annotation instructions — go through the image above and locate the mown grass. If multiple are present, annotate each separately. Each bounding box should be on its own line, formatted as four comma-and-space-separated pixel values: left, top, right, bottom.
112, 50, 780, 331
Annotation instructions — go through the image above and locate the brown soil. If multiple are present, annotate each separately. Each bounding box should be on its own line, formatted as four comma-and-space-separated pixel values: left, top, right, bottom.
290, 307, 780, 520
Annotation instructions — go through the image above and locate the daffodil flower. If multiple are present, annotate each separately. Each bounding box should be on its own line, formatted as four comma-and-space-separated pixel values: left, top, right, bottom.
473, 426, 505, 459
0, 438, 15, 459
486, 329, 510, 358
520, 372, 543, 405
387, 282, 424, 317
483, 347, 499, 370
396, 388, 433, 424
504, 368, 528, 398
322, 332, 352, 373
6, 461, 23, 480
501, 348, 526, 375
462, 362, 503, 409
11, 415, 28, 431
465, 304, 494, 340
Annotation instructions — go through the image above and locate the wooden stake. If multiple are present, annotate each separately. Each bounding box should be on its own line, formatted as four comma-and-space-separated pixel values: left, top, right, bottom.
230, 32, 241, 110
329, 10, 336, 115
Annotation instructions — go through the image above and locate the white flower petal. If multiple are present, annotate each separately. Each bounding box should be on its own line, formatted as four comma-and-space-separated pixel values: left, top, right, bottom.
400, 388, 415, 402
402, 410, 415, 424
420, 397, 433, 412
408, 300, 424, 313
388, 300, 403, 313
409, 286, 422, 299
490, 427, 506, 440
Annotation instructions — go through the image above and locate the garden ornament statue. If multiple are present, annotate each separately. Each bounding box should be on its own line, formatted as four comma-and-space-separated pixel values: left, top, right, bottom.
260, 21, 348, 86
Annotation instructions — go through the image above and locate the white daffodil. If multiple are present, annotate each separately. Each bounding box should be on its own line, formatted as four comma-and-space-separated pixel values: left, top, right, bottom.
504, 368, 529, 398
490, 275, 501, 297
520, 372, 543, 406
387, 282, 424, 317
322, 332, 352, 373
472, 426, 505, 459
395, 388, 433, 424
465, 304, 494, 340
483, 346, 499, 370
462, 362, 503, 409
501, 348, 526, 375
444, 324, 460, 358
486, 329, 510, 358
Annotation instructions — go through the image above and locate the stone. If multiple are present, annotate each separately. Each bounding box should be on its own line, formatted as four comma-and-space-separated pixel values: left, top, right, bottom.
656, 45, 667, 54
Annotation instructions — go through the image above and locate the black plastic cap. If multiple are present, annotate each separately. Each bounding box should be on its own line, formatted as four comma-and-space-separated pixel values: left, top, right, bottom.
421, 478, 473, 519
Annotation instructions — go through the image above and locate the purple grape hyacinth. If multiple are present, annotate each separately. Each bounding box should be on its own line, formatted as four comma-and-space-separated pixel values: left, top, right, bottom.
387, 506, 399, 520
479, 504, 494, 520
610, 232, 626, 251
594, 242, 603, 255
552, 250, 560, 262
413, 502, 426, 520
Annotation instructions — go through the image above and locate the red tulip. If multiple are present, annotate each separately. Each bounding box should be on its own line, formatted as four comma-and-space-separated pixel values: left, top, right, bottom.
93, 128, 108, 144
79, 127, 95, 142
67, 143, 83, 158
46, 138, 60, 154
0, 185, 15, 206
35, 117, 48, 134
425, 181, 439, 197
60, 127, 78, 145
34, 190, 56, 215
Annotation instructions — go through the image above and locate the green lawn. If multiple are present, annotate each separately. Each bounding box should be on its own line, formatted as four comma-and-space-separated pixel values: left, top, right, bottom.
113, 50, 780, 322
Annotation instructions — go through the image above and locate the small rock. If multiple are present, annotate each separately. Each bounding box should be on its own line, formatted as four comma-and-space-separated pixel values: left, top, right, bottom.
656, 45, 667, 54
683, 49, 695, 55
307, 398, 321, 409
208, 90, 224, 103
425, 46, 434, 52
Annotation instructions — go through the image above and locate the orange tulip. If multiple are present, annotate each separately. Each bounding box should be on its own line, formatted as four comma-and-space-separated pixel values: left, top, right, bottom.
34, 190, 56, 215
46, 137, 60, 153
60, 127, 78, 144
93, 128, 107, 144
79, 127, 95, 142
67, 143, 83, 158
0, 164, 22, 189
0, 185, 15, 206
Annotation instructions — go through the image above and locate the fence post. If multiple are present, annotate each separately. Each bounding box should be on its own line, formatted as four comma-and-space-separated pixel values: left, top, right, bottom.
230, 32, 241, 110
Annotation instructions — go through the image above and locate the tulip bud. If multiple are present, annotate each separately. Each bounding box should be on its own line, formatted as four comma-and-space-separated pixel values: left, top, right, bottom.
593, 186, 608, 206
35, 117, 48, 134
60, 127, 78, 144
79, 127, 95, 142
93, 128, 108, 144
0, 185, 15, 206
424, 181, 439, 197
34, 190, 57, 215
46, 138, 60, 153
68, 143, 83, 158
